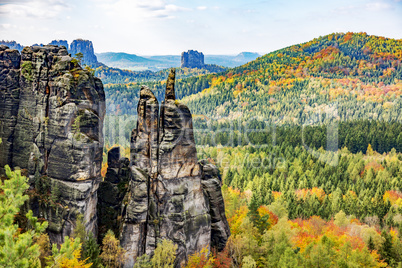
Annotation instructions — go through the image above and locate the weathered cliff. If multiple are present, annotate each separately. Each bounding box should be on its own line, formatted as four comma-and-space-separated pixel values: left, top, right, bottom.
0, 44, 105, 243
181, 50, 205, 69
48, 40, 69, 50
70, 39, 98, 66
97, 68, 230, 267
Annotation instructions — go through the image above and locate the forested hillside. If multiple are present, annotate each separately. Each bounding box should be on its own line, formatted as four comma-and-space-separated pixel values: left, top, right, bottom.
96, 64, 226, 84
100, 33, 402, 267
183, 32, 402, 122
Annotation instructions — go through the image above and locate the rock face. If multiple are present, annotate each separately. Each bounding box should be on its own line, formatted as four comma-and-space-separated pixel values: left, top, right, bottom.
0, 44, 105, 243
199, 160, 230, 251
181, 50, 205, 68
97, 147, 130, 239
0, 41, 24, 52
48, 40, 69, 50
100, 68, 230, 267
70, 39, 98, 66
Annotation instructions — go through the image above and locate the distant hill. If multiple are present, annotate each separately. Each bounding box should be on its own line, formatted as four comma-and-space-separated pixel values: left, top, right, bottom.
205, 52, 260, 67
181, 32, 402, 124
96, 52, 162, 71
95, 52, 259, 71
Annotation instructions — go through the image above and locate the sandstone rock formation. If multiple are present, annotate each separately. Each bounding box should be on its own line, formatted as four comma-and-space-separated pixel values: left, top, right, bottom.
0, 44, 105, 243
0, 41, 24, 52
199, 160, 230, 251
70, 39, 98, 66
97, 147, 130, 239
98, 68, 230, 267
181, 50, 205, 68
48, 40, 69, 50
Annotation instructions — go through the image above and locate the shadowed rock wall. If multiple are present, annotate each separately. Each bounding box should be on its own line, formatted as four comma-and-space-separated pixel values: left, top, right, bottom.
0, 44, 105, 243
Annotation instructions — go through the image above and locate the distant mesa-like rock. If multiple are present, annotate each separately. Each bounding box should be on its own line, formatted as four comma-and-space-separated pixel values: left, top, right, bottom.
70, 39, 99, 66
48, 40, 69, 50
0, 44, 105, 243
98, 68, 230, 267
181, 50, 205, 68
0, 40, 24, 52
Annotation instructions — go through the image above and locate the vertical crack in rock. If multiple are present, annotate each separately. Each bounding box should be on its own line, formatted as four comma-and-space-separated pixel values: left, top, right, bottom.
199, 160, 231, 251
43, 55, 51, 175
119, 85, 159, 266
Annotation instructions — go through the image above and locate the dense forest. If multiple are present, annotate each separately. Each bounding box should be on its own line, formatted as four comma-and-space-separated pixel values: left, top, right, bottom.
95, 65, 226, 85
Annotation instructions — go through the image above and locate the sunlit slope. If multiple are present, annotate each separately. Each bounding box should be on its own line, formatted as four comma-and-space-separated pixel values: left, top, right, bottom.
181, 32, 402, 124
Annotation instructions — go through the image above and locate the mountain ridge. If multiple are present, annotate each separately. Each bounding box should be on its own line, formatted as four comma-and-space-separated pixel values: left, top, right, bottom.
96, 51, 260, 70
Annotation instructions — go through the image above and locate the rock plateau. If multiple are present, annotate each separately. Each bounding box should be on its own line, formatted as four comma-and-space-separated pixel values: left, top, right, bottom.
181, 50, 205, 69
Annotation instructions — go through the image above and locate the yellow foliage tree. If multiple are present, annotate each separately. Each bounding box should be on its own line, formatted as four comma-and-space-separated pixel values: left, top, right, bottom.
367, 144, 374, 156
151, 239, 177, 268
185, 247, 214, 268
100, 230, 126, 268
59, 249, 91, 268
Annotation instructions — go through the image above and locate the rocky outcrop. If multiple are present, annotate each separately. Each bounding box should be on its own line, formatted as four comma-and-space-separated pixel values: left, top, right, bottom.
102, 68, 230, 267
181, 50, 205, 68
199, 160, 230, 251
97, 147, 130, 239
0, 45, 21, 167
0, 44, 105, 243
155, 69, 211, 265
48, 40, 69, 50
0, 41, 24, 52
70, 39, 98, 66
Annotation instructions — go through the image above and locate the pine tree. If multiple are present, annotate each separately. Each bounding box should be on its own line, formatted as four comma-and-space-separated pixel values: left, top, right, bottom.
73, 214, 86, 243
0, 162, 48, 267
368, 236, 375, 252
83, 232, 101, 268
248, 193, 261, 227
379, 230, 395, 266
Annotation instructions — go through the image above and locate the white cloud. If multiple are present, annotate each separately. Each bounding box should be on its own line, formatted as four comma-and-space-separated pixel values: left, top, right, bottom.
99, 0, 190, 20
365, 2, 391, 10
0, 0, 71, 19
197, 6, 207, 10
0, 24, 11, 30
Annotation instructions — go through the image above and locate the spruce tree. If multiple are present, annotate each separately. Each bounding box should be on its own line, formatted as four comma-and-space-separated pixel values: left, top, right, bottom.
83, 232, 101, 267
0, 161, 48, 267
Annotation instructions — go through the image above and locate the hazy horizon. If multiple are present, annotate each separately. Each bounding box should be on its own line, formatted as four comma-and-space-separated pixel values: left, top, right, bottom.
1, 0, 401, 55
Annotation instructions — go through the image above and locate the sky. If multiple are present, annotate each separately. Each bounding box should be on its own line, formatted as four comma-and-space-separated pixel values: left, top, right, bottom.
0, 0, 401, 55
